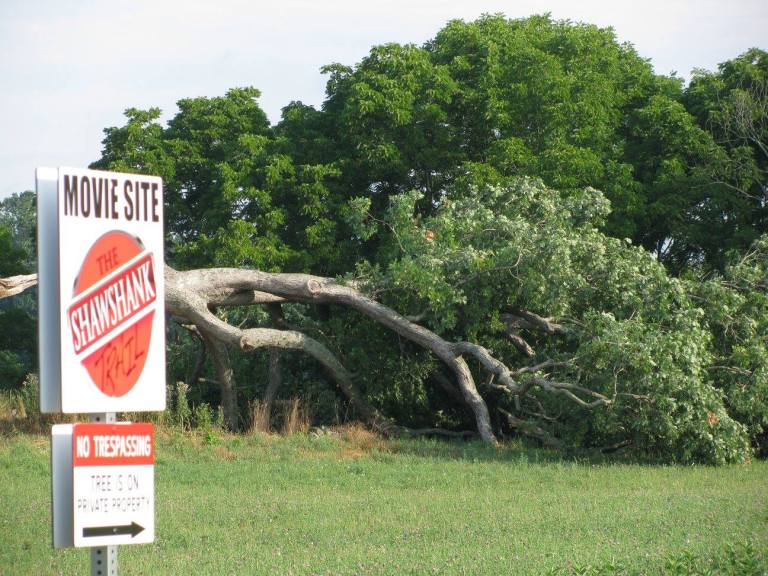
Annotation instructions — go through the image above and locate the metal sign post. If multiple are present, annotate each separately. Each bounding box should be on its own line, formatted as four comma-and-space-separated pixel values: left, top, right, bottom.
90, 413, 117, 576
91, 545, 117, 576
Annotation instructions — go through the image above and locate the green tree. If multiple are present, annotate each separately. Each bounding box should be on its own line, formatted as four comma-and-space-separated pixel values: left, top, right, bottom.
0, 195, 37, 390
86, 15, 767, 462
94, 89, 343, 273
683, 49, 768, 269
0, 191, 36, 272
314, 14, 758, 271
0, 223, 26, 277
695, 237, 768, 455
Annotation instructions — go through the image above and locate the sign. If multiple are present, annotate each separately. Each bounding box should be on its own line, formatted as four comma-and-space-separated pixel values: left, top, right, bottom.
52, 422, 155, 548
37, 167, 166, 413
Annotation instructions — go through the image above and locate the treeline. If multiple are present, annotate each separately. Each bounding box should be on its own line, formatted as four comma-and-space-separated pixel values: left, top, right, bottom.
1, 15, 766, 463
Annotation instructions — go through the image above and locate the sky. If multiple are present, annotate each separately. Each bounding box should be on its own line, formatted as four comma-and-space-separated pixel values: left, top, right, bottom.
0, 0, 766, 199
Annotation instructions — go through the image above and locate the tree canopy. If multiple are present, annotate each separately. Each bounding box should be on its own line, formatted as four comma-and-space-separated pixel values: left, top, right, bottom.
2, 14, 766, 464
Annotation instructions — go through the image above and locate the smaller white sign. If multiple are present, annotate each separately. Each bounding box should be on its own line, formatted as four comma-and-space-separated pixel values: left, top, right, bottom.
52, 422, 156, 548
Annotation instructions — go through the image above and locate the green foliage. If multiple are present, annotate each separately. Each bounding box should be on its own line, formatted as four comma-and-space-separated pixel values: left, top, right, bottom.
92, 17, 766, 276
348, 175, 753, 463
663, 541, 765, 576
86, 15, 768, 463
0, 194, 37, 391
0, 307, 37, 390
682, 49, 768, 270
0, 223, 26, 277
93, 88, 343, 274
693, 237, 768, 455
0, 191, 36, 273
318, 14, 765, 269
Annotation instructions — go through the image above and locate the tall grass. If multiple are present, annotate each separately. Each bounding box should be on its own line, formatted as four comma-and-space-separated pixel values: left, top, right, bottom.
249, 397, 312, 434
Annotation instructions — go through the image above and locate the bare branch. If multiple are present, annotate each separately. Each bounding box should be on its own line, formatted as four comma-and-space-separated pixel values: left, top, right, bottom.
511, 359, 569, 377
452, 341, 520, 393
166, 274, 401, 435
505, 332, 536, 357
167, 265, 498, 443
205, 288, 289, 306
0, 273, 37, 299
501, 311, 566, 335
529, 376, 612, 409
0, 265, 616, 446
498, 408, 561, 448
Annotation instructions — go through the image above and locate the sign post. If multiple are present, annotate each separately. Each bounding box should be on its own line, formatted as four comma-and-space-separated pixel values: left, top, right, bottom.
39, 167, 166, 575
90, 413, 118, 576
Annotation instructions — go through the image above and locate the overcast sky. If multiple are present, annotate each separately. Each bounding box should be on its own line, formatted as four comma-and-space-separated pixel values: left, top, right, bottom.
1, 0, 766, 199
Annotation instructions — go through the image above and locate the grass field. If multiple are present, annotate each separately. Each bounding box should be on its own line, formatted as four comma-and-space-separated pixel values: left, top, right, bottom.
0, 427, 766, 575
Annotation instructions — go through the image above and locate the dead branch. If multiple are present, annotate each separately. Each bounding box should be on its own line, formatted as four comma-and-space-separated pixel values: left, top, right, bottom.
452, 341, 520, 393
505, 332, 536, 357
167, 266, 498, 443
165, 274, 401, 435
499, 311, 565, 357
0, 273, 37, 299
511, 359, 568, 377
502, 310, 566, 335
529, 377, 613, 409
498, 408, 562, 448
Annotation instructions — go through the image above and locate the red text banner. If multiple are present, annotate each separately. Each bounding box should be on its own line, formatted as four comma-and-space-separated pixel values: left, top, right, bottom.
73, 423, 154, 467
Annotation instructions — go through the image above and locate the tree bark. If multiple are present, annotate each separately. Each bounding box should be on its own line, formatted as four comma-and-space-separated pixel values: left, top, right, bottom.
263, 348, 282, 430
0, 273, 36, 299
200, 329, 238, 430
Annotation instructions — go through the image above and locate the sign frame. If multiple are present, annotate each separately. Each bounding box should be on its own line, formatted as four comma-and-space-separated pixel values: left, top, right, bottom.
37, 167, 166, 413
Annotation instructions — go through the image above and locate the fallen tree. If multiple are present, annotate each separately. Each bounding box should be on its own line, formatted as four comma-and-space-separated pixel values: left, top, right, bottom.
3, 265, 607, 446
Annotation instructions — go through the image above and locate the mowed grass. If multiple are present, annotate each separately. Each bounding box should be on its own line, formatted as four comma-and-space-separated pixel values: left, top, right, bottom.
0, 427, 766, 575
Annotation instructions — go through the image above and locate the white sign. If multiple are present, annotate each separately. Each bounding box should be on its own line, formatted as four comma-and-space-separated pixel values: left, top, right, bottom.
52, 422, 155, 548
37, 167, 166, 413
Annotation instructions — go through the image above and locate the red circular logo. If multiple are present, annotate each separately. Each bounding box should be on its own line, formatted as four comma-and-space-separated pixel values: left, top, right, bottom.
67, 231, 157, 397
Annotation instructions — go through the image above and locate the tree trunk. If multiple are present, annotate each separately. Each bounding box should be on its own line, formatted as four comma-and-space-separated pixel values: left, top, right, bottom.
263, 348, 282, 430
201, 330, 237, 430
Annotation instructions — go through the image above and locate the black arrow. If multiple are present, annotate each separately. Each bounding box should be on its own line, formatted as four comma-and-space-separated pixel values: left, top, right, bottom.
83, 522, 144, 538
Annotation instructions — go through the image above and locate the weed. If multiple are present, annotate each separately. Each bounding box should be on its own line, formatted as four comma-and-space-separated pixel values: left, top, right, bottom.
248, 399, 270, 434
281, 397, 311, 435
